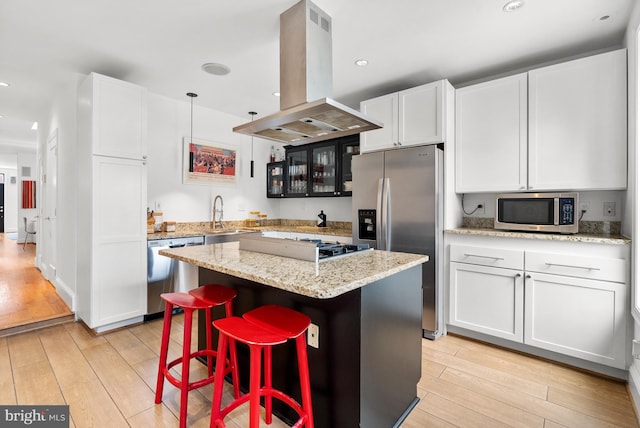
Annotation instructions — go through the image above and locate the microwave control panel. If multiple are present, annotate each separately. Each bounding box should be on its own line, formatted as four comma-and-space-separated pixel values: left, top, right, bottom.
559, 198, 575, 225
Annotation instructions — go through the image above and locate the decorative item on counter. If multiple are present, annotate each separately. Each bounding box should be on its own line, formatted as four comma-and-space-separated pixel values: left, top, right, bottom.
244, 211, 261, 227
164, 221, 177, 232
153, 211, 164, 232
317, 210, 327, 227
147, 210, 156, 233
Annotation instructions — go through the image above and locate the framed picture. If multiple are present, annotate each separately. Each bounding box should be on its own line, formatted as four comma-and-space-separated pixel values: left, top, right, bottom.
22, 180, 36, 208
183, 138, 237, 184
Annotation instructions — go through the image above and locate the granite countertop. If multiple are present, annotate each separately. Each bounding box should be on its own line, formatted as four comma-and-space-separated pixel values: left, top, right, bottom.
159, 241, 428, 299
446, 227, 631, 245
147, 221, 352, 241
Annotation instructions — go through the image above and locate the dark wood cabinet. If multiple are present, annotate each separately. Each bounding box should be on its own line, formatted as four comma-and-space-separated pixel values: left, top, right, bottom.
266, 161, 285, 198
272, 136, 359, 198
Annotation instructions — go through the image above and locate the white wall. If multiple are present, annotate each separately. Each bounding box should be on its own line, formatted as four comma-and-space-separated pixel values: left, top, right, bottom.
462, 191, 626, 224
17, 152, 37, 240
146, 93, 284, 223
36, 75, 80, 309
624, 0, 640, 416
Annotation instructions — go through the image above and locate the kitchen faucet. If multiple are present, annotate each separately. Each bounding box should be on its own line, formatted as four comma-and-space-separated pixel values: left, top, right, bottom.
212, 195, 224, 230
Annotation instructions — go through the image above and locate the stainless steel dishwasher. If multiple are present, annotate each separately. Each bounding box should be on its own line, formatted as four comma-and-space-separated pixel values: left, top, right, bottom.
146, 235, 204, 319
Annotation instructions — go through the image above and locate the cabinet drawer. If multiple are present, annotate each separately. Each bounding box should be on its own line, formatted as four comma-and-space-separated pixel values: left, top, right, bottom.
450, 244, 523, 270
525, 251, 626, 283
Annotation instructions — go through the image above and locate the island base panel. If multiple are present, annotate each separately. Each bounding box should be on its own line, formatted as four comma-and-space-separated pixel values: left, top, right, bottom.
197, 265, 422, 428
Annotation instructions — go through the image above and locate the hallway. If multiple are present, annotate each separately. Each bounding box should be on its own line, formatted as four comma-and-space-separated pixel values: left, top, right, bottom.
0, 233, 73, 335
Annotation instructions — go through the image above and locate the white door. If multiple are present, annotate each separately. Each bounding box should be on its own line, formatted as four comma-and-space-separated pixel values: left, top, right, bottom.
449, 262, 524, 342
43, 129, 58, 279
524, 272, 626, 369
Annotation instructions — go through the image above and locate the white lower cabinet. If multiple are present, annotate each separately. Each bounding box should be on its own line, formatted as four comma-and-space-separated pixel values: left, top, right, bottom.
449, 262, 523, 342
524, 271, 626, 368
448, 235, 629, 370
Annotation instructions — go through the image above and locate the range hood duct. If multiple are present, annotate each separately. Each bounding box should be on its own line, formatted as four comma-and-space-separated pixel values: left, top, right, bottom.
233, 0, 382, 145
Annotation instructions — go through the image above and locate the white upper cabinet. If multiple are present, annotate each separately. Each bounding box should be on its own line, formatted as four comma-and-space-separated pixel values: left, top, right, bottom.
455, 73, 528, 193
88, 73, 148, 159
528, 49, 627, 190
455, 49, 627, 193
360, 80, 448, 153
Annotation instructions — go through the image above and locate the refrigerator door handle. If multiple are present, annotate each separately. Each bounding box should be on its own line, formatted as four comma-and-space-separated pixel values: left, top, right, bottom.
381, 178, 390, 250
376, 178, 384, 249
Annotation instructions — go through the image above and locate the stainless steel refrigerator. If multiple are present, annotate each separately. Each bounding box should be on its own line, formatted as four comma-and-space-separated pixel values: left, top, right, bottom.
352, 144, 443, 339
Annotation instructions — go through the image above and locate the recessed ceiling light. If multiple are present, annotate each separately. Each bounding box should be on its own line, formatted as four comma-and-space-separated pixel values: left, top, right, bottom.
202, 63, 231, 76
503, 0, 524, 12
0, 82, 9, 87
355, 59, 368, 67
273, 92, 280, 97
599, 15, 610, 21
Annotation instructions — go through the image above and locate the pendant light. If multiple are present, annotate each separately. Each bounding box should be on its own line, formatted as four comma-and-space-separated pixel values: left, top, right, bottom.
248, 111, 257, 178
187, 92, 198, 144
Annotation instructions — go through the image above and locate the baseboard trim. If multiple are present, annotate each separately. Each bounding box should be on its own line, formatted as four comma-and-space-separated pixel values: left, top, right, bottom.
628, 362, 640, 424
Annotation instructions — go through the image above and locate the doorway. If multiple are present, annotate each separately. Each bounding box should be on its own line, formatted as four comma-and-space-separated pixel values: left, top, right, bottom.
0, 173, 4, 233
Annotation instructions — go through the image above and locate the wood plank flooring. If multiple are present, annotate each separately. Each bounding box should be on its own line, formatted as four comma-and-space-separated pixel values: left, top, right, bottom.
1, 232, 638, 427
403, 335, 639, 428
1, 317, 638, 427
0, 233, 73, 334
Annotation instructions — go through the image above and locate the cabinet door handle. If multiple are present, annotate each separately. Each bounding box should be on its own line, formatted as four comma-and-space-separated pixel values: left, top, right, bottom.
544, 262, 600, 271
526, 274, 532, 279
515, 273, 521, 278
463, 253, 505, 261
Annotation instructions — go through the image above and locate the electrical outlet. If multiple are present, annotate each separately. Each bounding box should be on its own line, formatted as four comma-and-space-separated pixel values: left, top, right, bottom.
477, 202, 485, 216
307, 323, 319, 349
603, 202, 616, 217
634, 340, 640, 359
579, 202, 590, 213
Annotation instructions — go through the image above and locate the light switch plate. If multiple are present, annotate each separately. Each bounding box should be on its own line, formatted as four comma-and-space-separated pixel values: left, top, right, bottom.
308, 323, 319, 349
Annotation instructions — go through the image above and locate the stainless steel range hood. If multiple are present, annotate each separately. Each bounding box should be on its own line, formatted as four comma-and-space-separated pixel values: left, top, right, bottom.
233, 0, 382, 145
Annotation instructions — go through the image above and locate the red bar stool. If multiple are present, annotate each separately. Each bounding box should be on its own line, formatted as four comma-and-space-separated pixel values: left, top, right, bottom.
210, 305, 314, 428
154, 288, 237, 428
189, 284, 240, 396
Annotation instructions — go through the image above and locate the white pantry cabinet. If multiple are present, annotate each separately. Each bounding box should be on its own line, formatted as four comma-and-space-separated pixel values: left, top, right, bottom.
76, 72, 148, 332
455, 49, 627, 193
360, 80, 451, 153
447, 233, 629, 370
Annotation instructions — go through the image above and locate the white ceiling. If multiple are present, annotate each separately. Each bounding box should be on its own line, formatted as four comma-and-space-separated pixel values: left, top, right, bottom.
0, 0, 635, 148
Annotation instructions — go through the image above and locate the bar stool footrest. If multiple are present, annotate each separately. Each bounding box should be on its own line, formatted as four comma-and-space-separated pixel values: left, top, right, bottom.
215, 388, 308, 427
163, 349, 234, 392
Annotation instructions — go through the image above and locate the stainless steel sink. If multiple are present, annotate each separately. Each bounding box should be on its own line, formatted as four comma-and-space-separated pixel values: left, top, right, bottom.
204, 229, 259, 244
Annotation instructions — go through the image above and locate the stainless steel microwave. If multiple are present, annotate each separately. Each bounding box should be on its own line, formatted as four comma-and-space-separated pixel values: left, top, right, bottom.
494, 192, 579, 234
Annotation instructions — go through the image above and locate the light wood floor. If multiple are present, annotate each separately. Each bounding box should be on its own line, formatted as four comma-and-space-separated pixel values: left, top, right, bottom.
1, 316, 638, 427
0, 233, 72, 333
1, 233, 638, 427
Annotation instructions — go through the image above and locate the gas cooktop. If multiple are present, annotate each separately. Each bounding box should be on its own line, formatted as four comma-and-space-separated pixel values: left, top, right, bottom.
303, 240, 372, 260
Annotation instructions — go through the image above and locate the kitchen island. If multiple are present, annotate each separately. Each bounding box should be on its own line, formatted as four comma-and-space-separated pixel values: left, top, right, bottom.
160, 241, 428, 428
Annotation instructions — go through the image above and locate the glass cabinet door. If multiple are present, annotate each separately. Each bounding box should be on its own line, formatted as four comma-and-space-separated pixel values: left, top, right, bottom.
266, 161, 285, 198
311, 143, 338, 196
286, 149, 308, 196
340, 136, 360, 196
